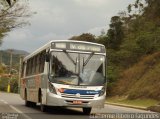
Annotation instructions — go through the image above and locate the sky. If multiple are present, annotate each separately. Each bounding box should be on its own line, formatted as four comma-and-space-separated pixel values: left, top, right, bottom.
1, 0, 135, 53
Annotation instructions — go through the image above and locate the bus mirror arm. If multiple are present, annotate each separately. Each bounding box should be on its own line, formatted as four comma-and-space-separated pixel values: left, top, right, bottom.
82, 52, 94, 71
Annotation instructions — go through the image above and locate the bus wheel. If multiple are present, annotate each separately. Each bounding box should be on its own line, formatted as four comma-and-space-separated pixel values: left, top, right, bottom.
25, 100, 31, 107
40, 103, 46, 112
25, 91, 30, 107
83, 107, 92, 115
30, 102, 36, 107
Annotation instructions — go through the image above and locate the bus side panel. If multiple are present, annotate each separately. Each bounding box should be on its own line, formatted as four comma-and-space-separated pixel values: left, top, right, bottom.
26, 76, 38, 102
20, 75, 41, 103
40, 74, 48, 105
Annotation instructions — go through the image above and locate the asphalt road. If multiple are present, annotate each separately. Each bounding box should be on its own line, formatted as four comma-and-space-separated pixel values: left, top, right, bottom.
0, 92, 159, 119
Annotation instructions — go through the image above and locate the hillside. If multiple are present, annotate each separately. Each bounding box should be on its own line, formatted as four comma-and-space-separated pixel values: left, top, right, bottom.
110, 52, 160, 101
0, 49, 29, 73
4, 49, 29, 55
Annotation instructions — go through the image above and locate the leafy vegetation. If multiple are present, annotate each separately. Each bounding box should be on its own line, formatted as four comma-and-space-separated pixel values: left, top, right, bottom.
0, 0, 32, 45
69, 0, 160, 101
0, 76, 18, 93
0, 0, 31, 93
69, 33, 96, 42
0, 49, 28, 93
104, 0, 160, 101
0, 49, 28, 73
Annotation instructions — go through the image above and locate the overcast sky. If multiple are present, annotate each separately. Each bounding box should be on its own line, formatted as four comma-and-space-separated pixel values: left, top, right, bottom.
1, 0, 135, 53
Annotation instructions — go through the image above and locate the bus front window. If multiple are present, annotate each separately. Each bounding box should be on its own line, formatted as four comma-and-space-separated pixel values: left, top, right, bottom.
49, 51, 106, 86
80, 54, 105, 86
50, 52, 78, 85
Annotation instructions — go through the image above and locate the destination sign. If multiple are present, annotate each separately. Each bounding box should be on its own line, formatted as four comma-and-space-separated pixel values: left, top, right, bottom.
55, 43, 66, 49
70, 43, 101, 52
51, 42, 105, 53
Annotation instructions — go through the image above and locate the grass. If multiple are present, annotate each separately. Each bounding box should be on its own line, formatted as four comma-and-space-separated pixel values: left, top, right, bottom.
106, 96, 159, 107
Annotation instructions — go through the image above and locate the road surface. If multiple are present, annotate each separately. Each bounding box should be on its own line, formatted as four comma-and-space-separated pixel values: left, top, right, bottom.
0, 92, 159, 119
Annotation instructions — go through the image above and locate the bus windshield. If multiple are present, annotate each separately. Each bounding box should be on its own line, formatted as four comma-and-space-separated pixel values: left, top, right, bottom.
49, 51, 106, 86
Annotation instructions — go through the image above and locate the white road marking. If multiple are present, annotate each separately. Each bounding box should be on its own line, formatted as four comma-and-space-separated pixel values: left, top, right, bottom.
0, 99, 32, 119
9, 105, 32, 119
1, 99, 8, 104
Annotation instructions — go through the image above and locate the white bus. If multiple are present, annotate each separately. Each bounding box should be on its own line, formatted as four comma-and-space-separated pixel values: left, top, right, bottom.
20, 40, 106, 114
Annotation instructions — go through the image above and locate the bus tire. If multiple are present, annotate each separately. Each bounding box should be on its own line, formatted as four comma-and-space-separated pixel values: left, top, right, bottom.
25, 90, 30, 107
83, 107, 92, 115
40, 104, 46, 112
25, 100, 31, 107
30, 102, 36, 107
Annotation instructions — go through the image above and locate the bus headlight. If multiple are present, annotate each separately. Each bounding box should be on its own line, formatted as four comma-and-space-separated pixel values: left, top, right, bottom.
99, 87, 105, 96
49, 82, 57, 94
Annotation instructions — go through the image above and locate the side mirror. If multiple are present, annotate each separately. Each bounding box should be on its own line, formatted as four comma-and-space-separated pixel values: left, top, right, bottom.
45, 53, 50, 62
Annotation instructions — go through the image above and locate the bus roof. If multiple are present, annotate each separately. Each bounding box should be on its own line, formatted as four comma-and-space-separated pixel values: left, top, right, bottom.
23, 40, 105, 61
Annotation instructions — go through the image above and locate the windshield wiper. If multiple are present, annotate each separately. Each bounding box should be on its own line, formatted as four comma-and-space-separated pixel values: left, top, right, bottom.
82, 52, 94, 72
64, 50, 76, 65
63, 50, 78, 73
83, 52, 94, 66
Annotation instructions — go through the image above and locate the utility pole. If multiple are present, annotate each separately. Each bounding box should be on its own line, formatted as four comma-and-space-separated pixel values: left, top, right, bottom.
9, 49, 13, 75
18, 55, 23, 94
7, 49, 13, 93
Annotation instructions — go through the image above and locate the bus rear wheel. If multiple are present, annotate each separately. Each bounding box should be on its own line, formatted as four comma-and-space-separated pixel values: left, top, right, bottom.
25, 90, 30, 107
25, 100, 31, 107
30, 102, 36, 107
83, 107, 92, 115
40, 104, 46, 112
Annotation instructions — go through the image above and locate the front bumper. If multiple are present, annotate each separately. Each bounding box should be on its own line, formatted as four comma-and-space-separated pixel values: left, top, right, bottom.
46, 92, 106, 108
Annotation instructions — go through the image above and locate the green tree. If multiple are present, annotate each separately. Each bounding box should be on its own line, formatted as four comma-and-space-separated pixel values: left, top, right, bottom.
69, 33, 96, 42
96, 35, 108, 47
0, 0, 31, 45
106, 0, 160, 98
143, 0, 160, 20
107, 16, 124, 50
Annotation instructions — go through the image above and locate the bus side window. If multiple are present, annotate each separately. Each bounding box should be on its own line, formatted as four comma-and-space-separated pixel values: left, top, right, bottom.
32, 57, 35, 75
28, 59, 31, 75
26, 60, 29, 76
33, 56, 37, 75
35, 55, 39, 74
39, 51, 45, 73
31, 58, 33, 75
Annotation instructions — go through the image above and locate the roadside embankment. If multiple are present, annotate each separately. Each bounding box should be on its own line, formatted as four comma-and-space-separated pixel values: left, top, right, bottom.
106, 97, 160, 112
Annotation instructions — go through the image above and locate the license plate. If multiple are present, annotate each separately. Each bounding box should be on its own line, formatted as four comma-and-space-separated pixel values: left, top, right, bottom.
73, 100, 82, 104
